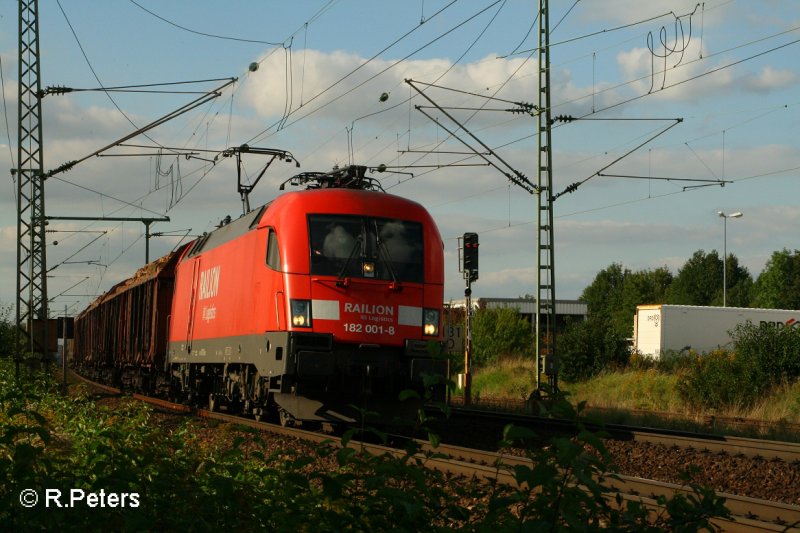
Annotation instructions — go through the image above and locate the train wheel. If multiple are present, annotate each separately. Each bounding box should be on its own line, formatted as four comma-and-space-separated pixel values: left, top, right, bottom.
278, 408, 295, 428
208, 393, 218, 412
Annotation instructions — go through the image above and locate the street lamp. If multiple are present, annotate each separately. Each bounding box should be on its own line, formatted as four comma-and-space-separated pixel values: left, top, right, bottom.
717, 210, 743, 307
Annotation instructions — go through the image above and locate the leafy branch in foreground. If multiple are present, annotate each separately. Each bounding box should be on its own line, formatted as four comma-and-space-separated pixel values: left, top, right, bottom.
0, 360, 730, 531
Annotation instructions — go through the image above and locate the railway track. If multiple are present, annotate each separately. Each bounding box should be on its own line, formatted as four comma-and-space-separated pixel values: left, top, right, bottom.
447, 406, 800, 462
70, 370, 800, 532
450, 396, 800, 438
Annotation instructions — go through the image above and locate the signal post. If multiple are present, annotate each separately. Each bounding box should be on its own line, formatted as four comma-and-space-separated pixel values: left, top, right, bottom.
461, 233, 479, 405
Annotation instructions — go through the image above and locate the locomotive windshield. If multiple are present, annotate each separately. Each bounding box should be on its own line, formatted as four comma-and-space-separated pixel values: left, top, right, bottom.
308, 214, 424, 283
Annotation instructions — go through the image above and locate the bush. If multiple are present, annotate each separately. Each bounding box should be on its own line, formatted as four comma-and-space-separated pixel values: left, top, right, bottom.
732, 321, 800, 382
0, 360, 729, 531
470, 307, 533, 367
676, 348, 761, 411
558, 316, 629, 382
0, 303, 15, 359
677, 322, 800, 411
628, 350, 698, 374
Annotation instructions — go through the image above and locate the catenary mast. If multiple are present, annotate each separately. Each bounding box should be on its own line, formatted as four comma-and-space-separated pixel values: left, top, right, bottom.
15, 0, 48, 373
535, 0, 558, 396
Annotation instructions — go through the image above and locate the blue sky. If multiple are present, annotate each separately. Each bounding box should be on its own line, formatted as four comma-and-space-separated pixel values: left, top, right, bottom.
1, 1, 799, 316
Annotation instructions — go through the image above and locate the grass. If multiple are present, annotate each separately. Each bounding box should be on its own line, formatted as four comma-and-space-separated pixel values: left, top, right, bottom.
562, 369, 683, 412
469, 356, 537, 401
464, 357, 800, 439
745, 380, 800, 421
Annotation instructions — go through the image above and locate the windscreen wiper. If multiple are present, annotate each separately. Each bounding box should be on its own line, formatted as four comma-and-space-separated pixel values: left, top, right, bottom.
373, 221, 401, 289
336, 236, 362, 287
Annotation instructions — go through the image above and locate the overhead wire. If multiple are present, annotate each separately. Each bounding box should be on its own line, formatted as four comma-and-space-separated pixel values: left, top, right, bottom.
83, 0, 374, 190
500, 1, 538, 57
435, 124, 798, 243
266, 0, 502, 168
121, 0, 516, 199
400, 2, 797, 222
46, 78, 234, 94
127, 0, 283, 45
51, 0, 231, 259
278, 39, 294, 131
152, 0, 341, 158
349, 0, 512, 169
507, 162, 800, 232
680, 102, 792, 145
551, 0, 580, 34
422, 26, 800, 196
55, 0, 164, 149
0, 53, 15, 202
375, 0, 595, 189
45, 77, 235, 178
549, 23, 800, 115
386, 45, 538, 189
362, 0, 531, 187
49, 175, 167, 218
646, 7, 695, 92
582, 35, 800, 120
119, 2, 506, 202
50, 0, 339, 274
131, 0, 342, 214
512, 5, 700, 54
246, 0, 467, 144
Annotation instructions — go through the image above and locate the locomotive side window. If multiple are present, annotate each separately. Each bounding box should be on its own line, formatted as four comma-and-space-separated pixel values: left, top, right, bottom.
308, 215, 423, 282
266, 228, 281, 270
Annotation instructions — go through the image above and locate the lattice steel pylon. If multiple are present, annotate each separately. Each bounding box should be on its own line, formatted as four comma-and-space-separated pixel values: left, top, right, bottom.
15, 0, 49, 371
534, 0, 558, 397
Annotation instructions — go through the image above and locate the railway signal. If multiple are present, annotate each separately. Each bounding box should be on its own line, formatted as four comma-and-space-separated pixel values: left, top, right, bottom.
462, 232, 479, 282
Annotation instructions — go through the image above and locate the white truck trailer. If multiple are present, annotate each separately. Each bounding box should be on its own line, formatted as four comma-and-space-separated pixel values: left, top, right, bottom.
633, 304, 800, 358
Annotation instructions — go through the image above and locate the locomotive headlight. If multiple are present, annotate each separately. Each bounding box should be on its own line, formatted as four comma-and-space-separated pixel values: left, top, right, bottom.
291, 299, 312, 328
362, 261, 375, 277
423, 308, 440, 336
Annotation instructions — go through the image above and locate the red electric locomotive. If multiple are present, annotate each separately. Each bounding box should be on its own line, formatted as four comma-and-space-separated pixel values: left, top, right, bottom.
76, 166, 448, 425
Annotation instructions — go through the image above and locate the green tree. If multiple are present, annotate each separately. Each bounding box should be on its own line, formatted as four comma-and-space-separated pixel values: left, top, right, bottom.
667, 249, 752, 307
558, 316, 629, 382
618, 267, 673, 336
470, 306, 533, 366
752, 249, 800, 309
580, 263, 673, 338
580, 262, 625, 322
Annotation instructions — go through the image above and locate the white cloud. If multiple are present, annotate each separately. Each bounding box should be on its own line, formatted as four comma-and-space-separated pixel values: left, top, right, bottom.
740, 65, 798, 94
240, 50, 538, 125
0, 226, 15, 255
